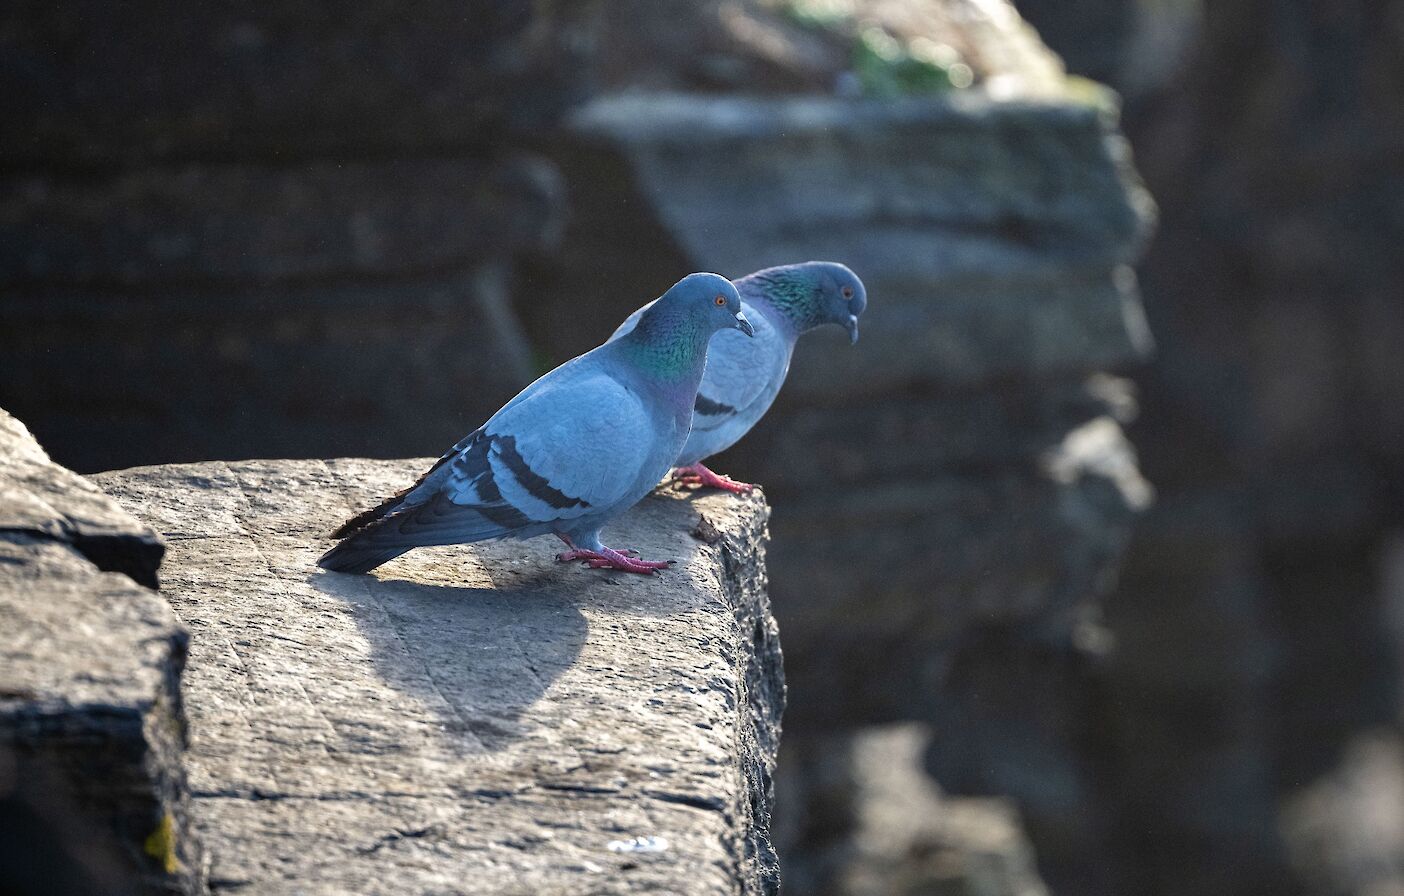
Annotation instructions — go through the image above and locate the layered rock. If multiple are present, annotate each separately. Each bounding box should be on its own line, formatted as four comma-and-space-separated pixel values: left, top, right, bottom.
522, 88, 1152, 726
0, 409, 193, 894
0, 2, 576, 473
96, 459, 784, 895
1, 0, 1160, 890
0, 1, 588, 166
1021, 0, 1404, 892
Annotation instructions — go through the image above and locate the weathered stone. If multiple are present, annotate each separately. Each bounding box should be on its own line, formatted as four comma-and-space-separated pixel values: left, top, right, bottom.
0, 156, 563, 287
1281, 732, 1404, 896
847, 725, 1049, 896
0, 407, 163, 586
772, 416, 1148, 731
525, 92, 1152, 391
1044, 0, 1404, 892
774, 725, 1051, 896
0, 543, 192, 894
0, 408, 191, 893
516, 86, 1152, 734
0, 269, 537, 473
0, 1, 572, 475
0, 1, 589, 166
96, 459, 784, 895
517, 85, 1152, 736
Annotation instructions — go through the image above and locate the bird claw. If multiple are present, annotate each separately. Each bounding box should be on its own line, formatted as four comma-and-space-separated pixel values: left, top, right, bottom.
555, 547, 672, 574
673, 464, 755, 494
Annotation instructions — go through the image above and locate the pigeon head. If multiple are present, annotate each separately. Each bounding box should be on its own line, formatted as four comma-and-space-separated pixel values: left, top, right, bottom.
660, 272, 753, 337
742, 261, 868, 344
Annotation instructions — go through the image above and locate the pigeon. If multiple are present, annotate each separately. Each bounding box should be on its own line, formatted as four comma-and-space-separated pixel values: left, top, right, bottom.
318, 272, 754, 575
610, 261, 867, 492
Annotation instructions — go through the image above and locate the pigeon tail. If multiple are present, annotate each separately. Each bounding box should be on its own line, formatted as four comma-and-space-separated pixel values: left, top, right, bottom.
330, 497, 405, 539
317, 537, 410, 574
329, 441, 466, 538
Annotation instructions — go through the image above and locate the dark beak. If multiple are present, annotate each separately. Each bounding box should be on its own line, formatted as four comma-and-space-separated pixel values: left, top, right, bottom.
845, 314, 859, 344
735, 311, 755, 337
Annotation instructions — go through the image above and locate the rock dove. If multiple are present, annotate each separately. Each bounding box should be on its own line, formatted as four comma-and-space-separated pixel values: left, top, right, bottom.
318, 272, 753, 575
611, 261, 867, 492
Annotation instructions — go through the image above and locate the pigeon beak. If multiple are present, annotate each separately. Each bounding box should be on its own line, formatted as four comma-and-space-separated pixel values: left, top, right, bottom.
845, 314, 860, 345
734, 311, 755, 337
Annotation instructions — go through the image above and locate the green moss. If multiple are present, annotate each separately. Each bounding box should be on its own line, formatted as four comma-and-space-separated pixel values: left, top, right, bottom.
852, 27, 974, 96
776, 3, 975, 98
144, 813, 180, 875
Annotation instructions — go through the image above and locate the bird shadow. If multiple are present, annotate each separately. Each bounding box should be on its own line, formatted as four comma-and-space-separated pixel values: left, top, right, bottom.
307, 562, 589, 753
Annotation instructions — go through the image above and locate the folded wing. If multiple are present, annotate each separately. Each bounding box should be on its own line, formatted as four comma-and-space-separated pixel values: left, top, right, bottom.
319, 369, 652, 571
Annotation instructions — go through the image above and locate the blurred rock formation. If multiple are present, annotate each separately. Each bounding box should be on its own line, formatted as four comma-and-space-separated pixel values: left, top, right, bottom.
1020, 0, 1404, 893
0, 2, 581, 471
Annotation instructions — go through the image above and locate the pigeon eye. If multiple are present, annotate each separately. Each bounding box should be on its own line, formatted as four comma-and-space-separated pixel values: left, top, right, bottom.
841, 286, 854, 300
714, 295, 727, 306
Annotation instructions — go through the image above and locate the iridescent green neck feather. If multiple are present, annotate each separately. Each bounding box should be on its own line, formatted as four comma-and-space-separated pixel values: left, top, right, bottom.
616, 307, 713, 397
744, 269, 822, 334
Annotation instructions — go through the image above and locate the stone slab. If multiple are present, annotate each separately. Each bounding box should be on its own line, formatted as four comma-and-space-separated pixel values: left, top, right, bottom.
0, 156, 562, 287
0, 538, 192, 893
96, 459, 783, 895
525, 91, 1154, 393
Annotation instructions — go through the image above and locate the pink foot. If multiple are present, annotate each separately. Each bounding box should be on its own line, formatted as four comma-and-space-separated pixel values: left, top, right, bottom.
555, 546, 674, 574
673, 463, 755, 494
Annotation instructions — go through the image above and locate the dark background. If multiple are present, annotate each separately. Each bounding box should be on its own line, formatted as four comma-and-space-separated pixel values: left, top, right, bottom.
4, 1, 1403, 894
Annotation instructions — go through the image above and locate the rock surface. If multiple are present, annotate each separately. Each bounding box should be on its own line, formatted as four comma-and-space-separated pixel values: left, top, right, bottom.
2, 1, 1157, 891
0, 408, 192, 894
581, 0, 1066, 97
96, 459, 784, 895
0, 408, 164, 586
1, 264, 543, 473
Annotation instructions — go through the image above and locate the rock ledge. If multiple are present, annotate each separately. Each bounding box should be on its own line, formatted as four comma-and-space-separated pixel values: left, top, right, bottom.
96, 458, 784, 895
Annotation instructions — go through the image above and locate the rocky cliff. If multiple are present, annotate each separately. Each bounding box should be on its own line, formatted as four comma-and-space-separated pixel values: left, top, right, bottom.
0, 1, 586, 472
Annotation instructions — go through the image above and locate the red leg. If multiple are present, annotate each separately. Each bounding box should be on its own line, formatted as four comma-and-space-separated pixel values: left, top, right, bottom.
555, 546, 674, 574
673, 463, 755, 494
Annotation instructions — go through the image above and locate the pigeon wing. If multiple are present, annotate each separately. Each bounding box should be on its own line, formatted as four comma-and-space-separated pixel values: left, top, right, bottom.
387, 369, 654, 543
690, 302, 787, 433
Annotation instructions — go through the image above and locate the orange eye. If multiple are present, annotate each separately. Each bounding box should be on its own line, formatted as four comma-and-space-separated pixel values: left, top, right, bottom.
714, 295, 727, 306
841, 286, 854, 300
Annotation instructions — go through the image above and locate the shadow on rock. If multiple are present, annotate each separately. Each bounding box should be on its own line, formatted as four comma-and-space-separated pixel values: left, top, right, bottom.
308, 567, 589, 752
